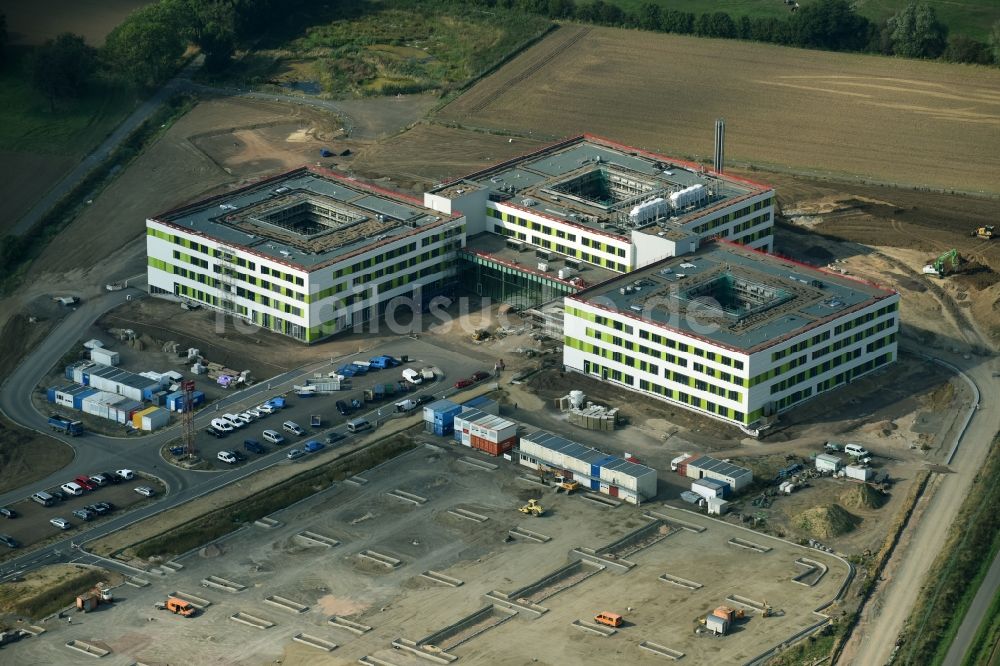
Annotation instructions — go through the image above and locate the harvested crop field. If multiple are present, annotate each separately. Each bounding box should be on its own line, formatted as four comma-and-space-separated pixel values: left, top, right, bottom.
1, 0, 153, 45
352, 123, 547, 191
0, 152, 76, 233
438, 26, 1000, 194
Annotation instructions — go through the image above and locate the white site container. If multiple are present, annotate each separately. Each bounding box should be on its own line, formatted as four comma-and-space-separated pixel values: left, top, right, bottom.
845, 465, 874, 481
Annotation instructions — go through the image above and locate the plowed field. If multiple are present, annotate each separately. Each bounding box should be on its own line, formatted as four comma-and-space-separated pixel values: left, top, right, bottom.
438, 26, 1000, 194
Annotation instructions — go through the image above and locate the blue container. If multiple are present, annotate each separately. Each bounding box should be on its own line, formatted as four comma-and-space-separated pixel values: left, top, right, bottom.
74, 388, 97, 409
591, 479, 600, 490
191, 391, 205, 407
47, 387, 57, 403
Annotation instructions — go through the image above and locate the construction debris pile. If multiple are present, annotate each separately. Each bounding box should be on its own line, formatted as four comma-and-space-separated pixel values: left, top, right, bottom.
557, 391, 620, 431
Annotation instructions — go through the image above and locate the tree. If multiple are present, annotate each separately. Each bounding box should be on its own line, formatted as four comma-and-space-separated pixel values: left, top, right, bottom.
989, 20, 1000, 65
29, 33, 97, 111
0, 12, 7, 69
174, 0, 238, 71
103, 4, 186, 87
791, 0, 871, 51
637, 3, 663, 32
886, 2, 947, 59
942, 35, 991, 64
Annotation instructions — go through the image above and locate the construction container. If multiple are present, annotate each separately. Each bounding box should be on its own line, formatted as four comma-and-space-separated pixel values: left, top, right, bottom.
684, 455, 753, 492
462, 396, 500, 416
423, 399, 463, 436
815, 453, 842, 473
692, 478, 729, 500
845, 464, 874, 481
131, 406, 168, 431
518, 430, 658, 505
707, 496, 729, 515
90, 347, 119, 366
165, 391, 184, 411
705, 614, 728, 635
470, 434, 517, 456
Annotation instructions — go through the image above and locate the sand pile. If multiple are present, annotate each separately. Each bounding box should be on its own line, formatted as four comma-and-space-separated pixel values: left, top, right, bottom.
794, 504, 861, 539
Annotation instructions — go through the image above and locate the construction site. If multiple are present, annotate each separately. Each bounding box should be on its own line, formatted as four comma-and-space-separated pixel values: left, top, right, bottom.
1, 445, 851, 665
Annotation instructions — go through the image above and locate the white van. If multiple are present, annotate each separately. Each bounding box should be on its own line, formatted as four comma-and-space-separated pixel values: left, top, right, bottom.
347, 418, 371, 433
60, 482, 84, 496
222, 413, 248, 428
844, 443, 871, 458
262, 429, 285, 445
211, 418, 234, 433
32, 491, 56, 506
401, 368, 423, 385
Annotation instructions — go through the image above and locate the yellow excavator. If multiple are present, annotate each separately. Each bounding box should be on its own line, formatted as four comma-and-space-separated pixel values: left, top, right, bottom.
519, 499, 544, 517
971, 225, 995, 239
553, 475, 580, 494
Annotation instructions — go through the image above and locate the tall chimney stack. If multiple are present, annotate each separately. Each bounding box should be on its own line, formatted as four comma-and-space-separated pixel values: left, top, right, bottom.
714, 118, 725, 173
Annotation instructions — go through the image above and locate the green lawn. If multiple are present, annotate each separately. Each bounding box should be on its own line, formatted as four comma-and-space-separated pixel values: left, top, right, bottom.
0, 51, 135, 156
608, 0, 1000, 42
964, 585, 1000, 665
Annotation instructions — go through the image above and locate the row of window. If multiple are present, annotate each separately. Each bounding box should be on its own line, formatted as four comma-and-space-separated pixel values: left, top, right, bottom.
692, 209, 771, 236
835, 302, 898, 336
489, 207, 627, 257
637, 377, 743, 421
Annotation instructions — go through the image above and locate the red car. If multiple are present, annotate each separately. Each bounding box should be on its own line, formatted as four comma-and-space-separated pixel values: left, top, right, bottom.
73, 476, 96, 491
471, 371, 490, 382
454, 378, 474, 389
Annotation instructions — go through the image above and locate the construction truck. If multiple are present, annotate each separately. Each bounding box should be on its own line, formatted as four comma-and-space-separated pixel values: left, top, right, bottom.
922, 249, 960, 278
553, 475, 580, 494
519, 499, 544, 517
155, 597, 197, 617
48, 414, 84, 436
471, 328, 490, 342
970, 225, 995, 239
76, 584, 113, 613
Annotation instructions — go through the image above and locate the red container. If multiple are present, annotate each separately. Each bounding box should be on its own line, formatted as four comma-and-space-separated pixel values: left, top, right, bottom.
471, 434, 517, 457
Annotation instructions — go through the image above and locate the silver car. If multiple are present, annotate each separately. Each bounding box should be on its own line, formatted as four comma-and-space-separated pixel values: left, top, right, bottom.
134, 486, 155, 497
50, 517, 71, 530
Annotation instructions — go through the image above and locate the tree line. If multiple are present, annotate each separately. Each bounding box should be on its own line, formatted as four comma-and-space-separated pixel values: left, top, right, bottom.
1, 0, 997, 112
0, 0, 316, 110
482, 0, 1000, 65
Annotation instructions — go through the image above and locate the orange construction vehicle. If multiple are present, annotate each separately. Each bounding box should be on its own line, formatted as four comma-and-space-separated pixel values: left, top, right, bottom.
712, 606, 745, 623
76, 584, 113, 613
595, 611, 623, 627
155, 597, 197, 617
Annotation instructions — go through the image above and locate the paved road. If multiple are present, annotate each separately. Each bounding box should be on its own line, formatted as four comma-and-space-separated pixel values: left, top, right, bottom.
11, 57, 205, 237
844, 345, 999, 665
0, 285, 488, 577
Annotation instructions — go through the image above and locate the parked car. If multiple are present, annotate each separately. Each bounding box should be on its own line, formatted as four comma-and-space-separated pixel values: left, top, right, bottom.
116, 469, 135, 481
93, 502, 114, 514
324, 432, 345, 445
0, 507, 16, 519
217, 450, 238, 464
286, 448, 305, 460
416, 395, 435, 406
50, 517, 71, 530
239, 411, 257, 423
257, 402, 277, 415
222, 413, 248, 429
304, 440, 325, 453
243, 439, 266, 454
246, 408, 263, 419
205, 426, 226, 438
335, 400, 351, 416
89, 474, 109, 487
60, 482, 84, 496
73, 476, 96, 491
211, 418, 235, 433
262, 430, 285, 445
453, 378, 473, 389
101, 471, 121, 485
134, 486, 155, 497
73, 508, 95, 521
471, 370, 490, 382
282, 421, 305, 436
0, 534, 18, 548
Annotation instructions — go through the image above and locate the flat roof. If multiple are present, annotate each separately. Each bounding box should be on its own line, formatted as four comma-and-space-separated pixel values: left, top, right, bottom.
688, 455, 753, 479
153, 166, 456, 270
569, 240, 896, 354
431, 135, 770, 238
523, 430, 657, 480
463, 232, 618, 287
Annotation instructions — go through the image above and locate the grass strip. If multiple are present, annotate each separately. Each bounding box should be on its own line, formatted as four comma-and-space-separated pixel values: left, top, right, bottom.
963, 584, 1000, 666
896, 432, 1000, 664
0, 568, 108, 620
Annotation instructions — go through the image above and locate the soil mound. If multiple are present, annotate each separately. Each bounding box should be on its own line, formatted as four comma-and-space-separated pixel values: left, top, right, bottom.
794, 504, 861, 539
841, 483, 887, 510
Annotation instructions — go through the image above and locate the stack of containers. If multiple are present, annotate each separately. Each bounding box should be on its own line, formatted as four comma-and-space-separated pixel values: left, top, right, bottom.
48, 385, 99, 409
462, 396, 500, 416
453, 409, 518, 456
422, 399, 464, 436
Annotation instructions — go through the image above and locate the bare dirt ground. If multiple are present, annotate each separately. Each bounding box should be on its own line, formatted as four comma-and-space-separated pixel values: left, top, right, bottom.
0, 414, 73, 495
351, 122, 547, 192
0, 152, 77, 233
0, 0, 153, 45
9, 447, 852, 665
438, 26, 1000, 195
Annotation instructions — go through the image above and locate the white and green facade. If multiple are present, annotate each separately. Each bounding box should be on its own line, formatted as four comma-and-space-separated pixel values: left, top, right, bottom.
562, 241, 899, 432
425, 135, 775, 275
147, 167, 465, 343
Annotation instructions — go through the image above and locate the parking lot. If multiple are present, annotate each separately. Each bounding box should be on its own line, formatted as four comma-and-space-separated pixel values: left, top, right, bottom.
2, 444, 850, 665
0, 473, 164, 556
179, 346, 495, 471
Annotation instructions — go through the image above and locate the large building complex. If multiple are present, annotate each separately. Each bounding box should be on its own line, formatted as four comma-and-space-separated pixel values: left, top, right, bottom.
424, 135, 775, 306
146, 166, 465, 342
562, 240, 899, 432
